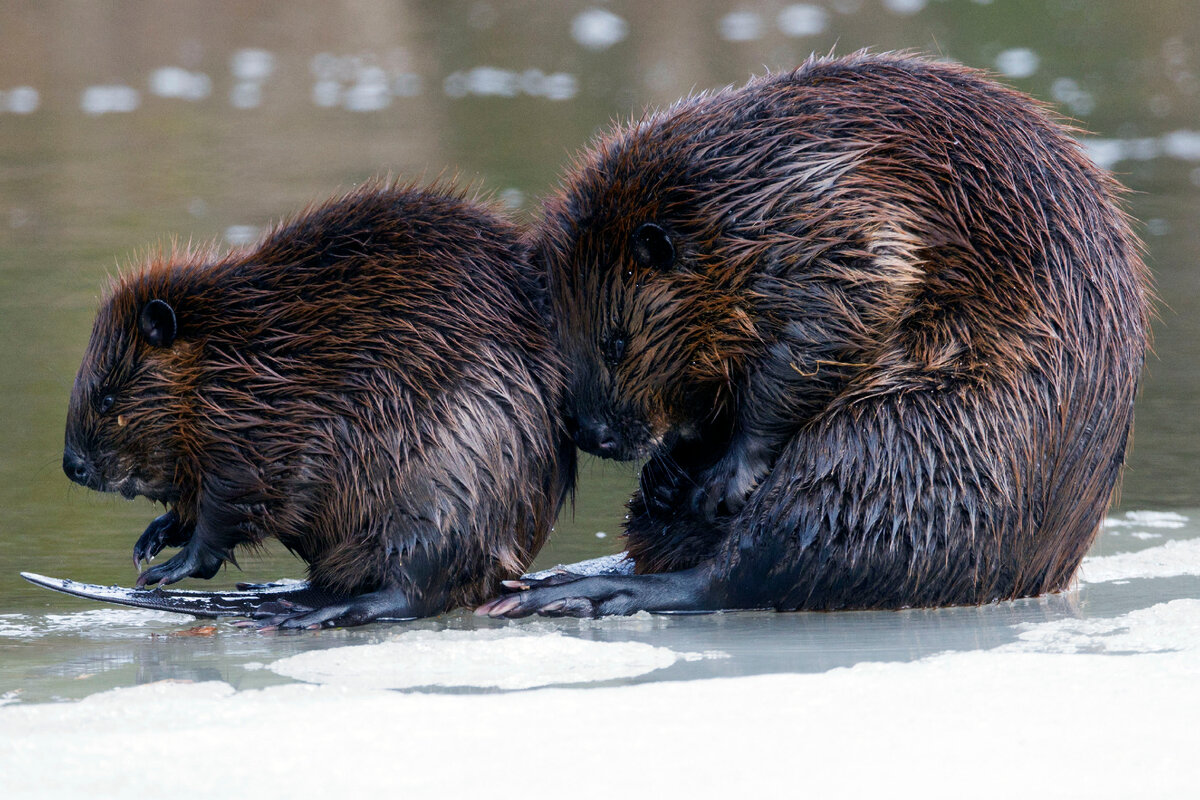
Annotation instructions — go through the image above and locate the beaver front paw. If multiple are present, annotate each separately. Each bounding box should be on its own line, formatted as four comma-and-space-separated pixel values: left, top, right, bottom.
689, 457, 764, 520
135, 538, 224, 587
132, 510, 196, 568
638, 456, 691, 518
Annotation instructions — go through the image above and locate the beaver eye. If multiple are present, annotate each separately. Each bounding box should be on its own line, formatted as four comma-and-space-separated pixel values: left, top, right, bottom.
603, 334, 627, 368
631, 222, 675, 270
97, 394, 115, 414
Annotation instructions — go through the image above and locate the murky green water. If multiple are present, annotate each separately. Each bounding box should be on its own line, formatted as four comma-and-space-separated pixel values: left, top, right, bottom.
1, 2, 1198, 702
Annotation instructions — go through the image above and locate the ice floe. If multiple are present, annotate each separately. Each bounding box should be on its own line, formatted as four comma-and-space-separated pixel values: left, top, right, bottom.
269, 628, 685, 689
1078, 537, 1200, 584
1001, 599, 1200, 654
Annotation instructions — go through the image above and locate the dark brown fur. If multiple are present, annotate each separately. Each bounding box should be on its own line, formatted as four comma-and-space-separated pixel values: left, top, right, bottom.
64, 183, 574, 625
486, 52, 1151, 617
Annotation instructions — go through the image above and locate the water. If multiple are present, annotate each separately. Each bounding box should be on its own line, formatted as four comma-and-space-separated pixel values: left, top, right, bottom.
2, 1, 1199, 706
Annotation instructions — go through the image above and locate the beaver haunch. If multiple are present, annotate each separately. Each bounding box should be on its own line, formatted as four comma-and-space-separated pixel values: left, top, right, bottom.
479, 52, 1150, 618
64, 183, 574, 628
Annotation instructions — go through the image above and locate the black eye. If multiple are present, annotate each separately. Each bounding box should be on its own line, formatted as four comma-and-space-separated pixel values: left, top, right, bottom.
97, 394, 115, 414
604, 333, 626, 368
631, 222, 675, 270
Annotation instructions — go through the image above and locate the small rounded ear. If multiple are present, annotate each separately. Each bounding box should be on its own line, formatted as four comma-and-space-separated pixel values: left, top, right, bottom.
139, 299, 177, 347
630, 222, 676, 270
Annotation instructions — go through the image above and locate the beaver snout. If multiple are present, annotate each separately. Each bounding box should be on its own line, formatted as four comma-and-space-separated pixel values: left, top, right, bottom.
62, 446, 96, 489
571, 416, 623, 459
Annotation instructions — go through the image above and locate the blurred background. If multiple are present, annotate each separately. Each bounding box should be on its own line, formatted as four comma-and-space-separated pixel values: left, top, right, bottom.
1, 0, 1197, 612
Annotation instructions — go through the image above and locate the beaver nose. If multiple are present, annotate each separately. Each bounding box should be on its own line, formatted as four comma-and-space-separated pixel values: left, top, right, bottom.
63, 448, 92, 487
574, 419, 621, 459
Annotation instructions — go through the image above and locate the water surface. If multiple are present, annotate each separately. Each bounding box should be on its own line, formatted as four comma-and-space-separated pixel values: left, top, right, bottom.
1, 1, 1198, 704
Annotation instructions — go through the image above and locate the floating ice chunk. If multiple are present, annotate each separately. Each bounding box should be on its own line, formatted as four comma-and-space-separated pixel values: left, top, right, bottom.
1104, 510, 1188, 529
150, 67, 211, 101
224, 225, 259, 246
81, 85, 140, 115
269, 629, 682, 690
883, 0, 927, 15
344, 66, 391, 111
1079, 537, 1200, 583
1162, 130, 1200, 160
994, 47, 1040, 78
1002, 599, 1200, 654
445, 68, 576, 101
498, 188, 524, 210
4, 86, 39, 114
719, 11, 764, 42
571, 8, 628, 50
231, 49, 275, 81
1050, 77, 1095, 115
1083, 138, 1125, 169
778, 4, 828, 37
540, 72, 578, 101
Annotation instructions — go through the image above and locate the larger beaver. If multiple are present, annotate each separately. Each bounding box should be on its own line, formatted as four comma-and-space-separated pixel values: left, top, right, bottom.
63, 183, 574, 628
479, 52, 1151, 618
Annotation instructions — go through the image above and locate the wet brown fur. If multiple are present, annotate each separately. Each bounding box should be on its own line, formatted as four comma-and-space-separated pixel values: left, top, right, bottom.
539, 52, 1151, 609
65, 182, 573, 613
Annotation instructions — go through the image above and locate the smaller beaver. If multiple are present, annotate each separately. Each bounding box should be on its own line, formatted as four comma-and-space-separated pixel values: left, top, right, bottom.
63, 182, 574, 628
479, 52, 1150, 618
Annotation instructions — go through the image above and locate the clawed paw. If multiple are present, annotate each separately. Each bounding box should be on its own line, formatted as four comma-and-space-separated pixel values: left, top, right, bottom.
132, 510, 194, 569
638, 456, 690, 517
135, 541, 224, 587
688, 459, 763, 520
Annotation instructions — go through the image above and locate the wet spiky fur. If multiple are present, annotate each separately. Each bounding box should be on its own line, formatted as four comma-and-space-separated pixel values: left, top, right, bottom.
540, 52, 1151, 609
65, 182, 574, 611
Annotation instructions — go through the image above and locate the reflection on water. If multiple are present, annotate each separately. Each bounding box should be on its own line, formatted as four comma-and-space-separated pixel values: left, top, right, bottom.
0, 1, 1198, 700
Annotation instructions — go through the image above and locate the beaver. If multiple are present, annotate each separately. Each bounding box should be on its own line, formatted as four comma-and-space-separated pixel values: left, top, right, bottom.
63, 182, 574, 628
478, 52, 1151, 618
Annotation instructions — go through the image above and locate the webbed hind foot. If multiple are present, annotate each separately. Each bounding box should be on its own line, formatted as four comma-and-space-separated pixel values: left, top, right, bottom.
237, 588, 421, 630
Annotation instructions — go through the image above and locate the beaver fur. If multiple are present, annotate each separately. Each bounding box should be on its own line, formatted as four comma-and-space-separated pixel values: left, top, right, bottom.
63, 183, 574, 628
479, 52, 1151, 618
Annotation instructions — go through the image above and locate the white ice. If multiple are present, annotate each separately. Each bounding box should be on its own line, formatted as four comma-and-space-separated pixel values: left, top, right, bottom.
3, 603, 1199, 797
269, 628, 684, 690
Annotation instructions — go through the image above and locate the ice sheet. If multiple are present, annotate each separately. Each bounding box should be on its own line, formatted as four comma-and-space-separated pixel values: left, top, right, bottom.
269, 628, 687, 689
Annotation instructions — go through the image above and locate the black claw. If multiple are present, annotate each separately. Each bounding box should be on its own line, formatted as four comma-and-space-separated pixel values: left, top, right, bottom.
132, 510, 196, 570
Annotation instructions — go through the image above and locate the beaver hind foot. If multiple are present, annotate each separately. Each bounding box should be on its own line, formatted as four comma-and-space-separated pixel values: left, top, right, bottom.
233, 588, 421, 630
476, 568, 716, 618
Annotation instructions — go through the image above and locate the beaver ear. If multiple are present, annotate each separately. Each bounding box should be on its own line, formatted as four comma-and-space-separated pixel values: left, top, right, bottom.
631, 222, 676, 270
139, 299, 177, 348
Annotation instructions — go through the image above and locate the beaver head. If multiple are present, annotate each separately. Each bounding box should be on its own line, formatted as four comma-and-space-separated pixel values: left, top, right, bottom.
64, 266, 199, 504
540, 83, 922, 463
